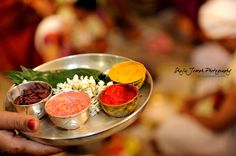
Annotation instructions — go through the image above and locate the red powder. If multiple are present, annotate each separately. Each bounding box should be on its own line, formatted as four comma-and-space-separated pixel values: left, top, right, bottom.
99, 84, 137, 105
46, 91, 90, 116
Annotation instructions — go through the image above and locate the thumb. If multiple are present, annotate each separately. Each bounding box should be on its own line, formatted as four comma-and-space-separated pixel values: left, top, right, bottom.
0, 111, 40, 132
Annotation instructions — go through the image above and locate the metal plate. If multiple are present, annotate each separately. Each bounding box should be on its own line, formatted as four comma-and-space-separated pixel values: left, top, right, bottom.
4, 53, 153, 146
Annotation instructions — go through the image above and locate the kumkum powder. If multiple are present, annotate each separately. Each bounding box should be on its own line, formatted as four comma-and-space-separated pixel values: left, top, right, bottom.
99, 84, 138, 105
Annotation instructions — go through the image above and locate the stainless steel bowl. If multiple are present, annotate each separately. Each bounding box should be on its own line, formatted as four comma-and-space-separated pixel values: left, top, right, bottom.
45, 91, 91, 130
7, 81, 52, 119
99, 84, 139, 117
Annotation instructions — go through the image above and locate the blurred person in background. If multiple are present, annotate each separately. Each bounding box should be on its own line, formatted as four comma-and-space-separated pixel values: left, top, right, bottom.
171, 0, 207, 42
153, 0, 236, 156
34, 14, 70, 62
72, 0, 109, 53
0, 0, 43, 72
0, 0, 56, 72
35, 0, 110, 62
0, 0, 64, 155
104, 0, 142, 40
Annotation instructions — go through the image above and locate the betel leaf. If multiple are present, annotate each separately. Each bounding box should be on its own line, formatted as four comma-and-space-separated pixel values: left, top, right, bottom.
6, 66, 110, 88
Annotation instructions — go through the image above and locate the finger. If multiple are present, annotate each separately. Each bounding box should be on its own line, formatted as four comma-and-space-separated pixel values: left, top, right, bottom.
0, 111, 40, 132
0, 130, 65, 155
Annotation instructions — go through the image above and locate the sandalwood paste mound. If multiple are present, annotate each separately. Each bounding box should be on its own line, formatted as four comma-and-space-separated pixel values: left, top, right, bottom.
46, 91, 90, 116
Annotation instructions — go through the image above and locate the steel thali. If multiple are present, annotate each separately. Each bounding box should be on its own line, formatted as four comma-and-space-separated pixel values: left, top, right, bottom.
4, 53, 153, 146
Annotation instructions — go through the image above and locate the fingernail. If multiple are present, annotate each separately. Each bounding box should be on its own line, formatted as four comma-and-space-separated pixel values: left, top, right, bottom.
27, 119, 35, 131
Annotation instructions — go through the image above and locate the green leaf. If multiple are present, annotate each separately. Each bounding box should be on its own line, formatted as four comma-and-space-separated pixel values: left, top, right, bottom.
6, 66, 110, 88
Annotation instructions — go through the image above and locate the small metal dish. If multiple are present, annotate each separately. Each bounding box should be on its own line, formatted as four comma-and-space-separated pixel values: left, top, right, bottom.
108, 61, 146, 89
45, 91, 91, 130
99, 84, 139, 117
7, 81, 52, 119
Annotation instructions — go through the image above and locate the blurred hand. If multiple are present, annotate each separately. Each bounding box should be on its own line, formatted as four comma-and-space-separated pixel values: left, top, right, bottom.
0, 111, 64, 155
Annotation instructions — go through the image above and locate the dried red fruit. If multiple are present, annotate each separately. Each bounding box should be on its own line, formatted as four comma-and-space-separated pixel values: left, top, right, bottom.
14, 83, 51, 105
